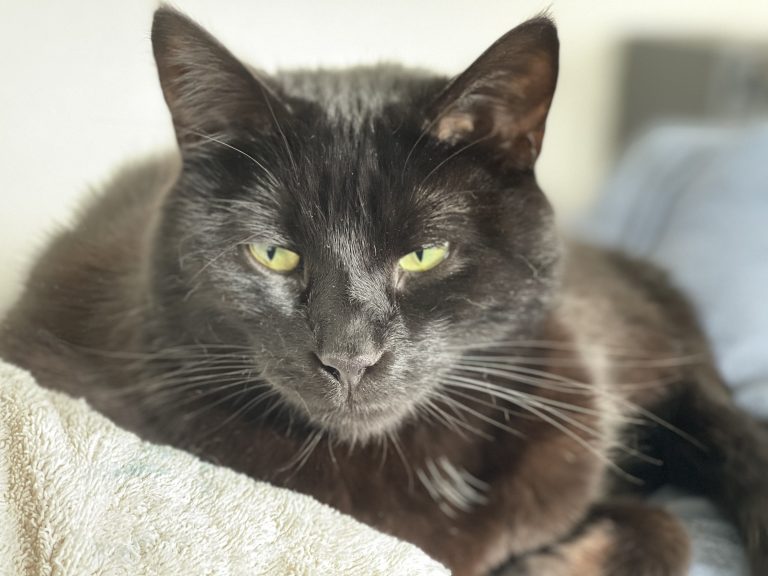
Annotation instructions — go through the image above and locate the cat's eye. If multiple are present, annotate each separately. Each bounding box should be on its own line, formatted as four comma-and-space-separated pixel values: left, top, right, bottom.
398, 243, 449, 272
247, 243, 301, 272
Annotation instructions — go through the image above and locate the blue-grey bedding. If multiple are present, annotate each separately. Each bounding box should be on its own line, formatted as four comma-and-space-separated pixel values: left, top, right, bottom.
581, 122, 768, 575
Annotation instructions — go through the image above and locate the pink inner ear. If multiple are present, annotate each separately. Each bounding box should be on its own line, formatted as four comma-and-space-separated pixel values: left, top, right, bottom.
435, 112, 476, 144
430, 90, 551, 171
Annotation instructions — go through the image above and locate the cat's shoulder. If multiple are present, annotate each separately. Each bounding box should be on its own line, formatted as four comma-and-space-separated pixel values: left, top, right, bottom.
557, 241, 704, 351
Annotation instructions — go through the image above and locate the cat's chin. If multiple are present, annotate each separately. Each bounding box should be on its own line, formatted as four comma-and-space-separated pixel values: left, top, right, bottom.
309, 403, 414, 444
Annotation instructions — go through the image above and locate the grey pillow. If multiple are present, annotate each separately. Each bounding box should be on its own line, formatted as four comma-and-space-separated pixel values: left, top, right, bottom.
583, 123, 768, 417
580, 123, 768, 575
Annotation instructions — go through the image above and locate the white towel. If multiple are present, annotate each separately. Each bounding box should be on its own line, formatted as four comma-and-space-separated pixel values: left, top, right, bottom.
0, 360, 450, 576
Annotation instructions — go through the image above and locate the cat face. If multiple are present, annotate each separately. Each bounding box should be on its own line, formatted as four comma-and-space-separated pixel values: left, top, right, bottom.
150, 9, 560, 442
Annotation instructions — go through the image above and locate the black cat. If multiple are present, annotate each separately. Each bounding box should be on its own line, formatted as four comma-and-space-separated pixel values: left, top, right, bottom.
2, 8, 767, 575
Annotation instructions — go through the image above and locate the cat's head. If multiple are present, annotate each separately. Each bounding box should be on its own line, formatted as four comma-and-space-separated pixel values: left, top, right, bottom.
149, 8, 560, 442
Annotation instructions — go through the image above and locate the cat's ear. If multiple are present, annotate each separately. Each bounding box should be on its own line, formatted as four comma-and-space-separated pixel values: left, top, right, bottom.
427, 17, 558, 172
151, 7, 289, 148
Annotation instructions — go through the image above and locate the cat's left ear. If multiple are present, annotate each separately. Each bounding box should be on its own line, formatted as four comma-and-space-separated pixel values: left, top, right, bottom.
427, 16, 558, 172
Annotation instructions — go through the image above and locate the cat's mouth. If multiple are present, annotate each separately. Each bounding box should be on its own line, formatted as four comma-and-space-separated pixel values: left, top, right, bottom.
275, 384, 415, 441
312, 403, 411, 441
266, 364, 424, 442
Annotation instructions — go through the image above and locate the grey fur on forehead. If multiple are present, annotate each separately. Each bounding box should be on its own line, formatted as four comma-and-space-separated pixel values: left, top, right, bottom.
275, 65, 434, 127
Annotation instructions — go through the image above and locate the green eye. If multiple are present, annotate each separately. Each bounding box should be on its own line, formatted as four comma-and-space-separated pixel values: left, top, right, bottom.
247, 243, 300, 272
398, 243, 449, 272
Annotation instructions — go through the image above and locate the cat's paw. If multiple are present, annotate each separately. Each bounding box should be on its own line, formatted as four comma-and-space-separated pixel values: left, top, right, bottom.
493, 500, 690, 576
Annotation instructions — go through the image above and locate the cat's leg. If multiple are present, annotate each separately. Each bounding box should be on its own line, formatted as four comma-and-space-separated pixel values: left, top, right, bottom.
496, 499, 690, 576
663, 374, 768, 574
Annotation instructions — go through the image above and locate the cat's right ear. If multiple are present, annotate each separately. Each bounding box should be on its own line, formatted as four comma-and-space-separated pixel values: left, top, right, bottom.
151, 7, 289, 148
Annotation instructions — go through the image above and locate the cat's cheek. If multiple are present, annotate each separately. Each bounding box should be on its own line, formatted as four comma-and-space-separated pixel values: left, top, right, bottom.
228, 263, 304, 317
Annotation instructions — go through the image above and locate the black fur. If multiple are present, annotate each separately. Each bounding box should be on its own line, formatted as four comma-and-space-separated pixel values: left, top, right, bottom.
1, 8, 767, 575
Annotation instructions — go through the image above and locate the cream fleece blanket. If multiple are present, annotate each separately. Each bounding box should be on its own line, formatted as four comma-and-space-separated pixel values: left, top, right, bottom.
0, 361, 449, 575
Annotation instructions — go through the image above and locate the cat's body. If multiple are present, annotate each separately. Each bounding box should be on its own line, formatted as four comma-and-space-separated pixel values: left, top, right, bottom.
2, 9, 768, 575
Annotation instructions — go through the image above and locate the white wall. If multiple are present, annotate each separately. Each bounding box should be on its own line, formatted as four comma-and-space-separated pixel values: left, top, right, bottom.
2, 0, 767, 309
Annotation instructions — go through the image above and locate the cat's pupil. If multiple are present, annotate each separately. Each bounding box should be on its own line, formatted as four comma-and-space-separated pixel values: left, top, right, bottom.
266, 246, 277, 260
415, 249, 424, 262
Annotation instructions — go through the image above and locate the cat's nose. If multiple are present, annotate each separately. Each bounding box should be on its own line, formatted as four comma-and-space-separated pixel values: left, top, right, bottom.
316, 351, 382, 389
